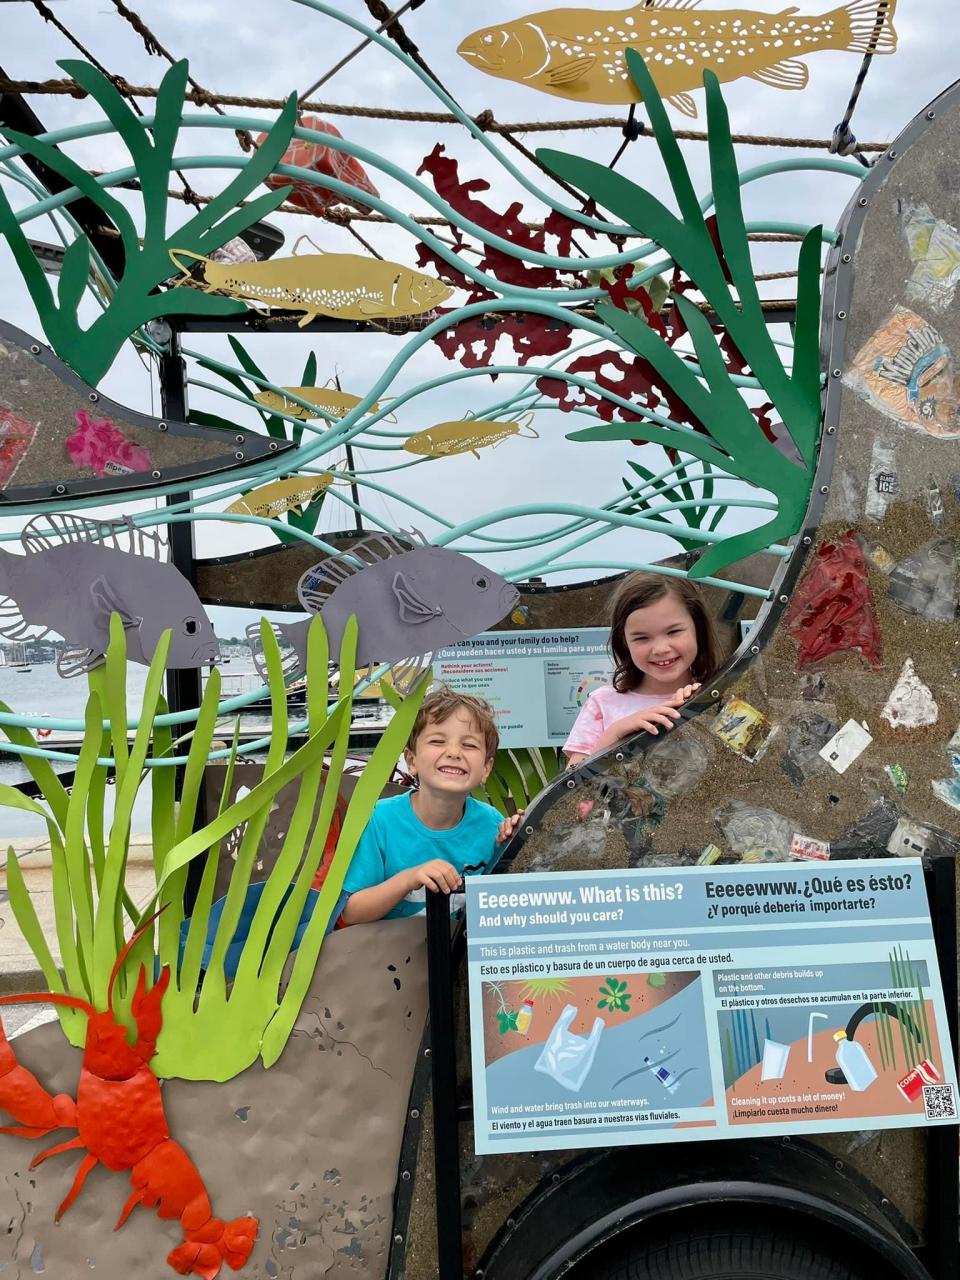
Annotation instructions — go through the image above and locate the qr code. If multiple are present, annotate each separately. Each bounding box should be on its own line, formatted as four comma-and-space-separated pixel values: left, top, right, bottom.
923, 1084, 957, 1120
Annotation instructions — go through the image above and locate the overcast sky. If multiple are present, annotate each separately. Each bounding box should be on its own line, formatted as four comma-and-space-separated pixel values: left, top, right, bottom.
0, 0, 953, 637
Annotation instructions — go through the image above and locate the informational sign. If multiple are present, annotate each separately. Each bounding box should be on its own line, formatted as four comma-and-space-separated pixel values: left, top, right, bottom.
433, 628, 611, 748
465, 860, 957, 1154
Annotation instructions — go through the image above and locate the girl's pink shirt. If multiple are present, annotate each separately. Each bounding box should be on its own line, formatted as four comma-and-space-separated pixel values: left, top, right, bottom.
563, 685, 667, 758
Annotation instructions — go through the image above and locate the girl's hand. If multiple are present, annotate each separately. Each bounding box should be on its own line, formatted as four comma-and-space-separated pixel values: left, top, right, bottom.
617, 704, 683, 738
409, 859, 462, 894
496, 812, 523, 843
668, 682, 700, 705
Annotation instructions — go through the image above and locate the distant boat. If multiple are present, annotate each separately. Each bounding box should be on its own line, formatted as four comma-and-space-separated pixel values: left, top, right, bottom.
15, 665, 31, 672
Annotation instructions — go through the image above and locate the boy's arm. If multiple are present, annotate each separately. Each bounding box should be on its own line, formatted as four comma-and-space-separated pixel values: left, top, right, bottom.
341, 859, 462, 924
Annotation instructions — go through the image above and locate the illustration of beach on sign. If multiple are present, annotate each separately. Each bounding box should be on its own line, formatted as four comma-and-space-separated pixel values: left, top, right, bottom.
482, 972, 712, 1125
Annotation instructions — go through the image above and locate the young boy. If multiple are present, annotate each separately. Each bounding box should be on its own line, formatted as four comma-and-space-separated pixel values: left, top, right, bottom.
341, 687, 520, 923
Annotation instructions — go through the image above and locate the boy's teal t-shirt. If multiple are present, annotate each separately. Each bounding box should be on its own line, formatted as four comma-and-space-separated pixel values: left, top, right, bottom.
343, 792, 503, 918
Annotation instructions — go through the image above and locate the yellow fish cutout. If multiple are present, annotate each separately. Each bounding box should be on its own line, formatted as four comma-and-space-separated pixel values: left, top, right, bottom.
169, 236, 452, 326
457, 0, 897, 116
226, 474, 334, 518
253, 385, 393, 423
404, 413, 539, 459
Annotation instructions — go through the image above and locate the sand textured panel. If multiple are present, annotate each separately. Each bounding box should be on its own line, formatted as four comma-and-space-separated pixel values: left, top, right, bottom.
0, 321, 287, 504
0, 917, 427, 1279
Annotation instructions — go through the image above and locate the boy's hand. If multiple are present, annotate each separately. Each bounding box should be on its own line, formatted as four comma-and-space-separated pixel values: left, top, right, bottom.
409, 858, 462, 894
496, 811, 524, 843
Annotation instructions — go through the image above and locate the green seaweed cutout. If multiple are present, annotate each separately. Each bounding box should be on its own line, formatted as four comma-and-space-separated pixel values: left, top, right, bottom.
0, 59, 296, 385
620, 458, 722, 553
538, 51, 821, 579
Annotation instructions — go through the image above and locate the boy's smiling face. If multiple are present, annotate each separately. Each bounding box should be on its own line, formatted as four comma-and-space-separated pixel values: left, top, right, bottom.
406, 706, 494, 797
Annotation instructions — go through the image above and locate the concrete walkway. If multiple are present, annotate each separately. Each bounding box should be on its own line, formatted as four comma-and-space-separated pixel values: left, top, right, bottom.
0, 836, 157, 997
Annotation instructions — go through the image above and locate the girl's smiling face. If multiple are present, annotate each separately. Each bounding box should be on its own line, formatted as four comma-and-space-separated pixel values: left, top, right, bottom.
624, 595, 698, 696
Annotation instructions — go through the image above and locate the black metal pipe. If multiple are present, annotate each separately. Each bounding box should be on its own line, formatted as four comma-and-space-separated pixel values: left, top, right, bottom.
923, 854, 959, 1280
425, 888, 464, 1279
158, 338, 207, 914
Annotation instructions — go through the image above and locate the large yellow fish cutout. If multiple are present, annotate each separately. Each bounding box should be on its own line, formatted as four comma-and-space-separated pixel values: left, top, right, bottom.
457, 1, 897, 116
226, 474, 334, 518
169, 247, 453, 325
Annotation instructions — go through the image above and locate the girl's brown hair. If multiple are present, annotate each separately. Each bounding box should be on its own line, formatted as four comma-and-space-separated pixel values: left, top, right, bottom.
608, 571, 721, 693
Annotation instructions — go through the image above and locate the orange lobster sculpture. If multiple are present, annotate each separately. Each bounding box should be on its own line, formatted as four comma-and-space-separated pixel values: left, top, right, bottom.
0, 919, 257, 1278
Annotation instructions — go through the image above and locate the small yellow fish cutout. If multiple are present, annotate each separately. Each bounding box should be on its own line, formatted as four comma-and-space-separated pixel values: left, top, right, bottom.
404, 413, 538, 459
253, 385, 393, 423
226, 474, 334, 518
169, 240, 453, 325
457, 1, 897, 116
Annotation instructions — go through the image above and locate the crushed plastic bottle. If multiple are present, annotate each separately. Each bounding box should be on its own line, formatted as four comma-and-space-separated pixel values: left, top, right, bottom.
644, 1055, 680, 1093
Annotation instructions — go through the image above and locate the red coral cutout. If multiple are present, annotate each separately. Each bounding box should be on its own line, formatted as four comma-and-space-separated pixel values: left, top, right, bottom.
786, 532, 883, 670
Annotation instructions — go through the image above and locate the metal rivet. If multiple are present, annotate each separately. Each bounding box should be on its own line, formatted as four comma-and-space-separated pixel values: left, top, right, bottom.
54, 484, 66, 495
887, 150, 896, 159
506, 1219, 516, 1230
235, 434, 244, 443
88, 392, 98, 402
424, 1048, 431, 1058
566, 778, 576, 789
710, 689, 720, 699
820, 485, 829, 494
401, 1170, 411, 1181
234, 451, 244, 460
615, 751, 624, 761
841, 253, 851, 263
802, 536, 812, 546
750, 644, 760, 655
410, 1108, 420, 1119
394, 1233, 403, 1245
524, 825, 534, 835
30, 344, 40, 354
834, 1159, 844, 1171
158, 421, 168, 431
268, 441, 279, 450
826, 425, 836, 434
831, 368, 842, 378
836, 310, 846, 320
552, 1173, 561, 1184
857, 196, 867, 207
926, 110, 936, 120
778, 594, 788, 603
152, 470, 161, 479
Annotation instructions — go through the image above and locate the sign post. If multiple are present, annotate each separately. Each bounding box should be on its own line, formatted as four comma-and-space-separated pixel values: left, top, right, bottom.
465, 860, 958, 1154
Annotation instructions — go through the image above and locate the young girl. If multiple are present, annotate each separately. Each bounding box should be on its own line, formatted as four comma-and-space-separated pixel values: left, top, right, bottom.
563, 571, 721, 768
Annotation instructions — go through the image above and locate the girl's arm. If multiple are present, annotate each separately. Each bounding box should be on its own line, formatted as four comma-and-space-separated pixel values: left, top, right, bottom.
570, 684, 700, 761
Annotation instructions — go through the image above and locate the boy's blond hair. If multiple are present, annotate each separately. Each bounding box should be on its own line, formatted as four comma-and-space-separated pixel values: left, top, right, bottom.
406, 686, 499, 762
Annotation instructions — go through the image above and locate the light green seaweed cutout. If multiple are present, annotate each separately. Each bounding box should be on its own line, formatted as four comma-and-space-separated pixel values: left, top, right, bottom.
0, 611, 424, 1081
538, 51, 822, 579
0, 59, 296, 385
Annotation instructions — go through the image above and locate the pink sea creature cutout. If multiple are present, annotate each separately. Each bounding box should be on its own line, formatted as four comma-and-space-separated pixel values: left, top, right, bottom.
65, 410, 154, 478
0, 407, 38, 486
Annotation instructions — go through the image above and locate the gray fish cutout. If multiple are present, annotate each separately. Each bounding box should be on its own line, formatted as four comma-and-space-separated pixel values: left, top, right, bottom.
0, 513, 220, 677
247, 530, 518, 689
0, 319, 290, 505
